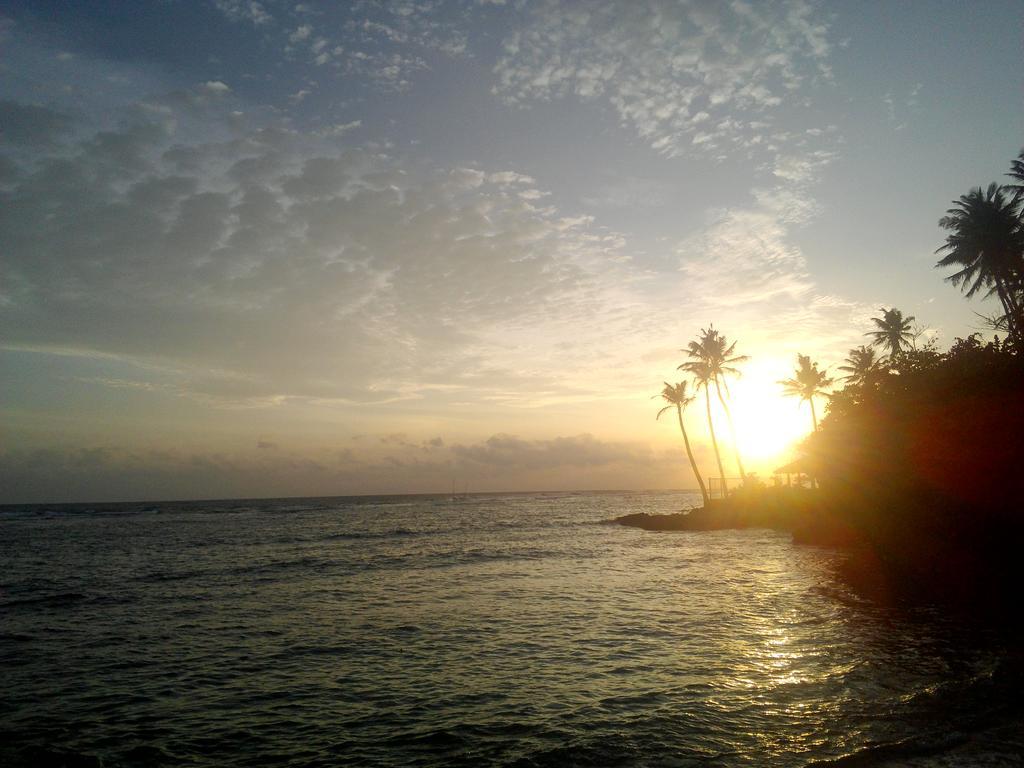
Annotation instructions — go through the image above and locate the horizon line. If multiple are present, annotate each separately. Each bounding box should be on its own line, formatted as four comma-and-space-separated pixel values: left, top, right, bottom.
0, 488, 706, 509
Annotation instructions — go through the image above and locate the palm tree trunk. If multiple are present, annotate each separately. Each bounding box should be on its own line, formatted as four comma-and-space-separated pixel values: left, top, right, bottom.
807, 397, 821, 489
994, 275, 1023, 345
704, 387, 727, 498
677, 405, 709, 506
714, 377, 746, 481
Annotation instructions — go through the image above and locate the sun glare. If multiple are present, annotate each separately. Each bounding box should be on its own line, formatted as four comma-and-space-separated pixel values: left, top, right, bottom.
727, 361, 813, 473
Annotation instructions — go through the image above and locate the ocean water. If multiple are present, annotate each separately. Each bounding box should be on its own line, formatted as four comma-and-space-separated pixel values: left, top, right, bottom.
1, 491, 1021, 767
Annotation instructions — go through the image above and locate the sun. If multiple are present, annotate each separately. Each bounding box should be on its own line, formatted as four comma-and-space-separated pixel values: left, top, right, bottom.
725, 360, 815, 473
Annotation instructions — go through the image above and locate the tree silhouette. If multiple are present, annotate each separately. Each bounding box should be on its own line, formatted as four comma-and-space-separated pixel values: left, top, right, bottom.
778, 354, 833, 432
684, 359, 728, 496
935, 183, 1024, 345
679, 325, 748, 482
1006, 147, 1024, 209
866, 307, 916, 358
837, 345, 884, 387
656, 381, 710, 505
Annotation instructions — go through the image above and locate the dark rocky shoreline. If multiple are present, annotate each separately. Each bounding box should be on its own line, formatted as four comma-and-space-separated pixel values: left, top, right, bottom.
614, 487, 860, 546
615, 486, 1023, 623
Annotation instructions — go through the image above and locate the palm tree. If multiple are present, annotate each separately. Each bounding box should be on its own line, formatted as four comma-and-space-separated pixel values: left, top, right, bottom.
778, 354, 833, 432
837, 345, 883, 387
935, 183, 1024, 345
679, 325, 748, 482
655, 381, 710, 506
866, 307, 916, 358
1006, 148, 1024, 209
685, 360, 728, 497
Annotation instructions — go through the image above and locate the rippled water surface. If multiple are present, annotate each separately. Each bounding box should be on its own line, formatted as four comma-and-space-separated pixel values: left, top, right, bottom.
2, 492, 1021, 766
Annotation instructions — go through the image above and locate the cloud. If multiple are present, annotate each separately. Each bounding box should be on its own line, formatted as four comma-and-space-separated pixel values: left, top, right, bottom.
451, 433, 653, 471
488, 171, 535, 186
771, 149, 836, 186
883, 82, 923, 131
314, 120, 362, 138
492, 0, 833, 158
289, 24, 312, 43
581, 176, 675, 210
0, 432, 689, 502
0, 446, 329, 503
211, 2, 472, 92
0, 9, 868, 456
670, 163, 872, 355
0, 88, 629, 406
0, 67, 864, 433
203, 80, 231, 94
677, 206, 812, 310
213, 0, 272, 27
0, 100, 74, 146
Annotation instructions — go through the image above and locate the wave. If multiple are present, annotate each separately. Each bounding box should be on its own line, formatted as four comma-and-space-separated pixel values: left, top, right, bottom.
137, 570, 205, 583
807, 656, 1024, 767
224, 555, 336, 579
0, 592, 89, 610
0, 745, 106, 768
0, 632, 36, 642
805, 731, 970, 766
325, 528, 421, 540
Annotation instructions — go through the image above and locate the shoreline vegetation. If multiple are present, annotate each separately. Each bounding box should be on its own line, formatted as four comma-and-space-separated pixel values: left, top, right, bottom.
631, 149, 1024, 617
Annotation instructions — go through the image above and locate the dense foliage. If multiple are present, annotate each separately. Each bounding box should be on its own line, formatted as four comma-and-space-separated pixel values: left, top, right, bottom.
813, 334, 1024, 507
803, 335, 1024, 602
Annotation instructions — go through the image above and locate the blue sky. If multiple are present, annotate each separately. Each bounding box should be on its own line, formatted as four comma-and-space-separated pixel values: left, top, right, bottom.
1, 1, 1022, 502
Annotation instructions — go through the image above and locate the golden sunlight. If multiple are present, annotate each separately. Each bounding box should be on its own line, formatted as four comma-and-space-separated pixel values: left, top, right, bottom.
728, 359, 814, 472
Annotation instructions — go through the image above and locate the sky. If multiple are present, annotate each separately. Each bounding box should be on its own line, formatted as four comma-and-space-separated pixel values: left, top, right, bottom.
1, 0, 1022, 503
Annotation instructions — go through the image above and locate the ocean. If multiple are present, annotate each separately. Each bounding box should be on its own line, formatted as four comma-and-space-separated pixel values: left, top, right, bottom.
1, 491, 1021, 767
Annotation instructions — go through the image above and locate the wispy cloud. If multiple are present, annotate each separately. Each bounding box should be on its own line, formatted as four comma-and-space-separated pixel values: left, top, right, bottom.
883, 82, 923, 131
213, 0, 272, 27
213, 0, 473, 92
492, 0, 833, 158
